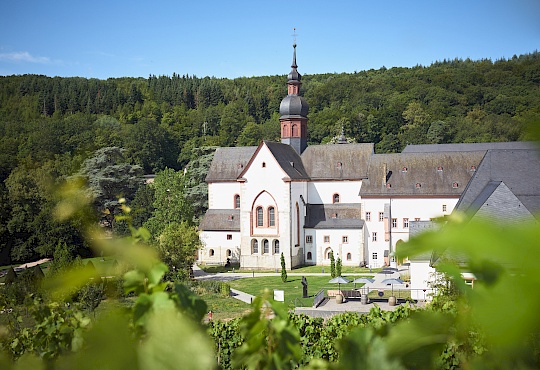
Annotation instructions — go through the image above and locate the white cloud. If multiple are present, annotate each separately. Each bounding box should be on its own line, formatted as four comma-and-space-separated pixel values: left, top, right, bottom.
0, 51, 51, 64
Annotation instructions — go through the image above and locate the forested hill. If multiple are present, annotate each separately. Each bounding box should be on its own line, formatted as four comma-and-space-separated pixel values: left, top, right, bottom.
2, 52, 539, 170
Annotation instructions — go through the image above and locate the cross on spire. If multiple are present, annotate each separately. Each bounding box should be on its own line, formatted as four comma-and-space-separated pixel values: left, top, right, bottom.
291, 28, 298, 69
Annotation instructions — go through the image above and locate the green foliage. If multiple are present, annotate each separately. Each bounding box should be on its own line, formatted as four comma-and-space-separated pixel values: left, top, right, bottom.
192, 280, 231, 297
122, 118, 177, 173
336, 257, 342, 277
209, 318, 243, 370
78, 146, 144, 231
184, 146, 218, 223
0, 268, 42, 306
232, 292, 302, 370
280, 253, 287, 283
9, 301, 91, 362
76, 280, 105, 313
330, 251, 336, 278
155, 221, 201, 281
397, 215, 540, 369
48, 242, 76, 276
129, 184, 155, 229
144, 167, 194, 237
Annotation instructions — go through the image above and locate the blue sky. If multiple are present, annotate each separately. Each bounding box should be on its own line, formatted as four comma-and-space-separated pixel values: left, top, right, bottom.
0, 0, 538, 79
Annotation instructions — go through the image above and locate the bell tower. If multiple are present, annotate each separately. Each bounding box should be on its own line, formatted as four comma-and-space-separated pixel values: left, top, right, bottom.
279, 40, 309, 154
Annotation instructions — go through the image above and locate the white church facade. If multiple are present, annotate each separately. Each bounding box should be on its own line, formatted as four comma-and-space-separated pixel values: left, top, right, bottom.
197, 43, 537, 270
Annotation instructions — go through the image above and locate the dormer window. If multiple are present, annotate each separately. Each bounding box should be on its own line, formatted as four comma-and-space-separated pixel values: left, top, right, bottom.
452, 182, 459, 188
237, 163, 243, 169
470, 165, 476, 171
415, 183, 422, 188
402, 167, 408, 172
386, 183, 391, 188
337, 162, 342, 168
332, 213, 338, 219
437, 166, 443, 172
333, 193, 340, 204
228, 215, 234, 221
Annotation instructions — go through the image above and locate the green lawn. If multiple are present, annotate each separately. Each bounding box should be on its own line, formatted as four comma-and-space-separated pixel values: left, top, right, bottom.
229, 275, 372, 307
202, 292, 251, 321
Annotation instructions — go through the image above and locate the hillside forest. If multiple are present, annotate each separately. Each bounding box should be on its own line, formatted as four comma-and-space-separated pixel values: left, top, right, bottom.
0, 52, 539, 265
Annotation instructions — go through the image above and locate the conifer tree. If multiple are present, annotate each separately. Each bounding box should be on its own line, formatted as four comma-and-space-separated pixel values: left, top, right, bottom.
336, 257, 342, 277
4, 267, 17, 284
32, 265, 45, 280
280, 253, 287, 283
330, 251, 336, 278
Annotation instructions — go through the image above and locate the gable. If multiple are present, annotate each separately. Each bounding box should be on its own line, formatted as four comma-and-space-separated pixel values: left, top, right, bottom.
455, 149, 540, 218
239, 141, 309, 181
473, 182, 535, 223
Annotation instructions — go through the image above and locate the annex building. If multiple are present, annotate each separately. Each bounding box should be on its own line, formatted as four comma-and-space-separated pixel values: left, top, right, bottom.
198, 43, 539, 270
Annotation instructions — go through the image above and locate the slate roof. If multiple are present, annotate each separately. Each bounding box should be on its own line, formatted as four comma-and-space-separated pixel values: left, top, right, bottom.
304, 204, 364, 229
205, 146, 257, 182
454, 149, 540, 218
402, 141, 538, 153
264, 141, 310, 180
300, 143, 374, 180
198, 209, 240, 231
360, 151, 487, 197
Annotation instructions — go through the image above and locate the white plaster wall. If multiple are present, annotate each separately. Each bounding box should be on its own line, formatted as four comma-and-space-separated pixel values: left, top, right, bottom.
208, 182, 242, 209
312, 228, 363, 266
307, 181, 362, 204
199, 231, 241, 264
410, 260, 436, 301
362, 197, 458, 267
238, 144, 293, 269
304, 230, 316, 264
240, 235, 282, 270
290, 182, 308, 267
